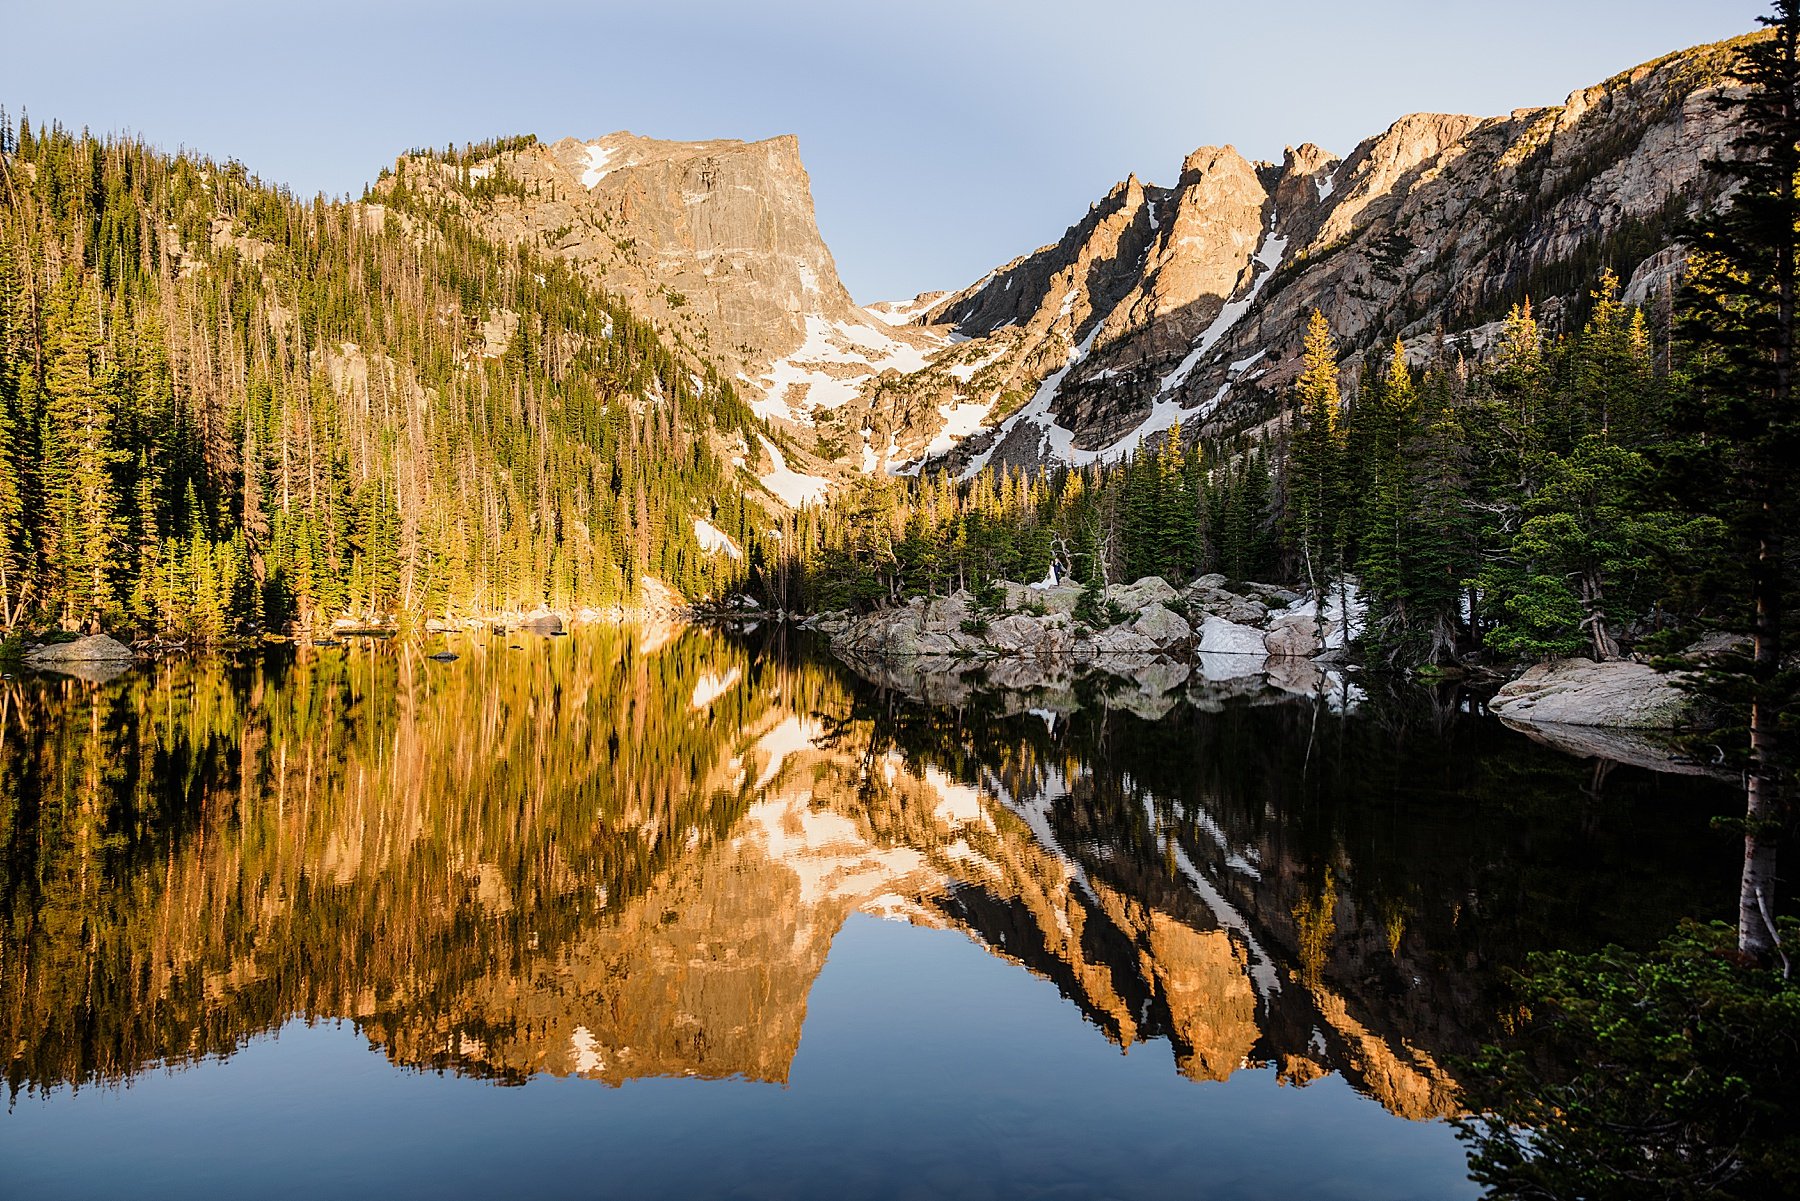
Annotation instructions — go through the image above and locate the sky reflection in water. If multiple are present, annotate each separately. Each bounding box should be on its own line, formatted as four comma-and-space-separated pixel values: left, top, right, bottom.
0, 628, 1739, 1199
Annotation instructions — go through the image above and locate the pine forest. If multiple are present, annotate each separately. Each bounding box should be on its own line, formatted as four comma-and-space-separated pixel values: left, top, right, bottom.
0, 119, 771, 640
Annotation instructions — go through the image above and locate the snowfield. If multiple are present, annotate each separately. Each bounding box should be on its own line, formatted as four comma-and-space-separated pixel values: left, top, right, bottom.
753, 313, 942, 424
692, 517, 743, 560
757, 435, 831, 508
580, 144, 617, 189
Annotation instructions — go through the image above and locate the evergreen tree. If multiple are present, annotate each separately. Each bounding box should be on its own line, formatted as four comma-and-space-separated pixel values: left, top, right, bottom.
0, 122, 760, 637
40, 277, 126, 626
1677, 0, 1800, 961
1285, 309, 1344, 610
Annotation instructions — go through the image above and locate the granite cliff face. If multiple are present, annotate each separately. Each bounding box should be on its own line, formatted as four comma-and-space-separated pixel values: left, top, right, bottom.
374, 32, 1750, 497
902, 37, 1748, 475
378, 131, 945, 500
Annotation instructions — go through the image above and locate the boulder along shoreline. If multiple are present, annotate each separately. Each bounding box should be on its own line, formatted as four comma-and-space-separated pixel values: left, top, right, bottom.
800, 574, 1724, 743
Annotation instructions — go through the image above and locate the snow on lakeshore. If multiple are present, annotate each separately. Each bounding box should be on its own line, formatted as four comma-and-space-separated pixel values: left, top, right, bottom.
692, 517, 743, 560
1278, 579, 1367, 648
758, 435, 831, 508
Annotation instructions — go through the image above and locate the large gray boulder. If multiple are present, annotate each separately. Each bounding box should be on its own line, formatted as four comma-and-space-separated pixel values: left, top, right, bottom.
1221, 598, 1269, 626
985, 613, 1074, 657
1264, 615, 1334, 659
905, 631, 966, 656
917, 592, 975, 632
1490, 658, 1699, 729
1132, 603, 1194, 649
1003, 581, 1083, 616
1197, 615, 1267, 657
1179, 576, 1270, 625
1106, 577, 1178, 612
26, 634, 135, 663
519, 607, 565, 634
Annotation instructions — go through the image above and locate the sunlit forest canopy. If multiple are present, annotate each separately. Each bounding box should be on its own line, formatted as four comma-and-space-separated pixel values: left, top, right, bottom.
0, 117, 770, 637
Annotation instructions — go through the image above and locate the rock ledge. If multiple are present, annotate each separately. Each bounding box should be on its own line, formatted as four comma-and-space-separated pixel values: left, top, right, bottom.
1489, 658, 1698, 729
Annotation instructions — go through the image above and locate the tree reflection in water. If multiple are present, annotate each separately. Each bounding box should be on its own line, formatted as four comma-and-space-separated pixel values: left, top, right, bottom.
0, 627, 1737, 1116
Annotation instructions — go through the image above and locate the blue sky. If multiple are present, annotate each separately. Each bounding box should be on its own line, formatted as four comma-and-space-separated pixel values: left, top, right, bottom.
8, 0, 1767, 303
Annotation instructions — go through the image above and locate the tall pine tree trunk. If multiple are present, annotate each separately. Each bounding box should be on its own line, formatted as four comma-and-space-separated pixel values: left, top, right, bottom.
1742, 11, 1797, 957
1742, 501, 1784, 960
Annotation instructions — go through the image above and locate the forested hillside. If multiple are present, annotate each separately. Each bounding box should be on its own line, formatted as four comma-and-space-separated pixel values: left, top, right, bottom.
787, 272, 1739, 669
0, 118, 765, 638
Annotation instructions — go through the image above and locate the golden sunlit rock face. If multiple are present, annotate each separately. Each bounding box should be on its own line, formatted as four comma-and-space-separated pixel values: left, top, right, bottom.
3, 627, 1718, 1118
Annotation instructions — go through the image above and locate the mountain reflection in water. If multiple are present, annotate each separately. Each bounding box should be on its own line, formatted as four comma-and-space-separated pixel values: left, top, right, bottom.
0, 627, 1736, 1127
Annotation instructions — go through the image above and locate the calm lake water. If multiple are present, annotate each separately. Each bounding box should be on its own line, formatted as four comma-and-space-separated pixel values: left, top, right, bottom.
0, 627, 1739, 1199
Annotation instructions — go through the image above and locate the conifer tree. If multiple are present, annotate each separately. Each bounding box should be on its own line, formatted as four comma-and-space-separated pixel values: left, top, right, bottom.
1286, 310, 1344, 609
41, 277, 126, 625
1677, 0, 1800, 961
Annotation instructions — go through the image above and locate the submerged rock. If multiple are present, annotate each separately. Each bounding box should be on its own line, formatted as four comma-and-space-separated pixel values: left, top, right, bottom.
1080, 626, 1161, 657
1490, 658, 1699, 729
34, 658, 135, 684
1498, 717, 1725, 776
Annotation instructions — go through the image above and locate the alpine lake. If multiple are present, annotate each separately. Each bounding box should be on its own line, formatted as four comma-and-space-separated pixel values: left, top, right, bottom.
0, 624, 1741, 1200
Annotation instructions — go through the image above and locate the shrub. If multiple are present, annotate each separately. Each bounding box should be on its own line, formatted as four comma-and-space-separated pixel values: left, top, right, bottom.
1456, 920, 1800, 1201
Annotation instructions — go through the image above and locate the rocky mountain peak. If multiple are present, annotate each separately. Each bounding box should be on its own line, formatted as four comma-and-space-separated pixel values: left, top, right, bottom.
386, 128, 890, 389
1179, 144, 1253, 185
368, 30, 1759, 503
376, 126, 959, 504
882, 33, 1754, 480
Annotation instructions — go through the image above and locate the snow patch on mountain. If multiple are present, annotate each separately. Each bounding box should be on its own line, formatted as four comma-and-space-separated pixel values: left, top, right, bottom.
1155, 222, 1289, 401
866, 293, 947, 326
920, 400, 994, 462
692, 517, 743, 560
757, 435, 831, 508
946, 347, 1007, 382
580, 144, 617, 189
959, 318, 1104, 480
754, 314, 943, 424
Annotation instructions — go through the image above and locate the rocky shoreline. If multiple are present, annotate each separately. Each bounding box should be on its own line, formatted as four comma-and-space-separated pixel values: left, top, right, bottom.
8, 573, 1722, 768
795, 574, 1731, 775
803, 574, 1359, 667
